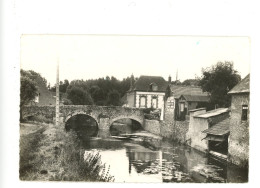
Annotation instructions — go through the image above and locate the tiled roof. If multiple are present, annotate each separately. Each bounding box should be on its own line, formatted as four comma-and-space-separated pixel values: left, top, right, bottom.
228, 74, 250, 94
132, 75, 168, 92
202, 118, 230, 136
169, 85, 209, 98
181, 94, 210, 102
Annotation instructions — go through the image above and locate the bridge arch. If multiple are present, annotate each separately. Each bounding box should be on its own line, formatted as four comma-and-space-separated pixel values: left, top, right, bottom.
110, 116, 143, 128
64, 111, 99, 127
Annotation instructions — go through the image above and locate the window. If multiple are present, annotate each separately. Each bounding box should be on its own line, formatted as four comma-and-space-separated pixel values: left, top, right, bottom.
241, 105, 248, 121
151, 97, 157, 108
140, 96, 146, 108
152, 85, 158, 91
180, 103, 185, 112
150, 83, 158, 91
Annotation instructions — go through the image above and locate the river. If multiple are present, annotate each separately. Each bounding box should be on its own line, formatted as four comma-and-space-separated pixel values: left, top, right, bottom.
76, 128, 248, 183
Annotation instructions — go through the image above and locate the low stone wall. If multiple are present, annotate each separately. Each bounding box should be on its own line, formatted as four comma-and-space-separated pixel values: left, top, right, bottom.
143, 119, 161, 135
160, 121, 174, 139
143, 119, 189, 143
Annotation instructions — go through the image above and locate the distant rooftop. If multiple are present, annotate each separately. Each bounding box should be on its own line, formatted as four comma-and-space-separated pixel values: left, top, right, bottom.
194, 108, 229, 119
169, 85, 209, 98
130, 75, 168, 92
180, 94, 210, 102
228, 74, 250, 94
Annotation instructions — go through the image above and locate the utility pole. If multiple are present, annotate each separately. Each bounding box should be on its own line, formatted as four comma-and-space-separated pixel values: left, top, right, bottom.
55, 58, 59, 126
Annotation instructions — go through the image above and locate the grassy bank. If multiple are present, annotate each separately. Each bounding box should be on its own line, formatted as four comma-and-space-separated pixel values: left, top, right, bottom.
20, 121, 114, 181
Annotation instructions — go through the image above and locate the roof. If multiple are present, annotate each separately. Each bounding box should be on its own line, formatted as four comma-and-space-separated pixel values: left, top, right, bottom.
194, 108, 229, 119
169, 85, 209, 98
131, 75, 168, 92
202, 118, 230, 136
228, 74, 250, 94
180, 94, 210, 102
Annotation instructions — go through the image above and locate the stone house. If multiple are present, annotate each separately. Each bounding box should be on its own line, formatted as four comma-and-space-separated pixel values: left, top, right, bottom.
227, 74, 250, 167
124, 75, 169, 120
165, 85, 210, 120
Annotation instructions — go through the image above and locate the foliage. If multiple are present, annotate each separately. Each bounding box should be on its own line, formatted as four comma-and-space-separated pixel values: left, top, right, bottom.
181, 79, 200, 86
50, 79, 70, 93
21, 69, 47, 87
106, 90, 121, 106
143, 108, 160, 120
80, 151, 114, 182
66, 86, 94, 105
199, 61, 241, 107
20, 122, 114, 182
62, 76, 134, 106
89, 85, 105, 104
20, 75, 38, 107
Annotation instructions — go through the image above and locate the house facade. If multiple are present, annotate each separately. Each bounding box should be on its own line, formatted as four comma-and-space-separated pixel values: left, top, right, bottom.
125, 75, 169, 120
228, 74, 250, 167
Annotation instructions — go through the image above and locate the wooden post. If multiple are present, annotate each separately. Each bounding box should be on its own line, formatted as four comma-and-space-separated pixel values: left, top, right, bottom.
55, 59, 59, 126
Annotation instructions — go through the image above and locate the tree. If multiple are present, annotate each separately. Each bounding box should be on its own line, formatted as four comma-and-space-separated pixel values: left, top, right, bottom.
182, 79, 199, 86
50, 79, 70, 93
89, 85, 105, 104
20, 76, 38, 107
107, 90, 121, 106
20, 74, 38, 120
199, 61, 241, 107
66, 86, 94, 105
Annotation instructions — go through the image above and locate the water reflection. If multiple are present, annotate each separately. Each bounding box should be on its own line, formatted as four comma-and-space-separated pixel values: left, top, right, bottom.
79, 130, 248, 183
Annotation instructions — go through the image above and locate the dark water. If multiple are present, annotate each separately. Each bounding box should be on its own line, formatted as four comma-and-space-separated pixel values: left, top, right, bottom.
78, 129, 248, 183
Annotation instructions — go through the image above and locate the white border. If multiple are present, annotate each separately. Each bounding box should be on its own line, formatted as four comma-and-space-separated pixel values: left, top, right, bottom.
1, 0, 260, 188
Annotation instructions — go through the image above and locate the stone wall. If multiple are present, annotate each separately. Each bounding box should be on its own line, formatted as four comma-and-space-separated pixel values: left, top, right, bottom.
143, 119, 161, 135
22, 105, 55, 121
229, 94, 249, 167
186, 108, 208, 152
174, 121, 189, 143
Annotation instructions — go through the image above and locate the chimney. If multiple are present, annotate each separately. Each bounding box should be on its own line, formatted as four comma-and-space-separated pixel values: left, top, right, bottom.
168, 75, 172, 83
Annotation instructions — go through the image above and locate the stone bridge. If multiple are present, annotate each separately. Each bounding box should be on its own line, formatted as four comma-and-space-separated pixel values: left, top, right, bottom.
22, 105, 145, 130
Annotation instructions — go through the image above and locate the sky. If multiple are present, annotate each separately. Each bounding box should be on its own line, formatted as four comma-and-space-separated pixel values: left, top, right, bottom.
20, 35, 250, 86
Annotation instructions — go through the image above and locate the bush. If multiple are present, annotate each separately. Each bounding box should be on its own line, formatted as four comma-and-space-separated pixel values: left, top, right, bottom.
143, 108, 161, 120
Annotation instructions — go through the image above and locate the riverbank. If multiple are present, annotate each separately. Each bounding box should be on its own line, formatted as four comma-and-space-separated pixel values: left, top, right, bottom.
19, 121, 114, 181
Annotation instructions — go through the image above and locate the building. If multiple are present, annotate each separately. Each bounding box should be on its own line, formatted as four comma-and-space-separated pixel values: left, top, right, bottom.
186, 74, 250, 167
125, 75, 169, 120
186, 108, 230, 157
165, 85, 210, 120
227, 74, 250, 167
